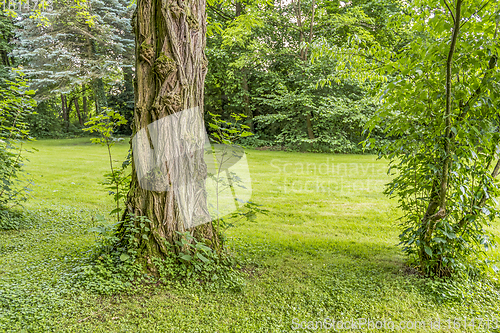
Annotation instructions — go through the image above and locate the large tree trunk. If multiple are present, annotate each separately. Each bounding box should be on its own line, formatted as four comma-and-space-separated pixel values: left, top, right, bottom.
121, 0, 214, 268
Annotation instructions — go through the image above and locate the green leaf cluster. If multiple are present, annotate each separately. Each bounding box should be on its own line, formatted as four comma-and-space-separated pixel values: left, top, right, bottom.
0, 69, 36, 208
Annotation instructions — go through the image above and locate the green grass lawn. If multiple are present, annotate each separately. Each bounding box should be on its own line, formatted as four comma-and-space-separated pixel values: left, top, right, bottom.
1, 138, 500, 332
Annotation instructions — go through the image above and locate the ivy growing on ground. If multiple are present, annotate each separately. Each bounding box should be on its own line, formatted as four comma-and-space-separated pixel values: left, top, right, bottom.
74, 111, 253, 294
75, 213, 245, 294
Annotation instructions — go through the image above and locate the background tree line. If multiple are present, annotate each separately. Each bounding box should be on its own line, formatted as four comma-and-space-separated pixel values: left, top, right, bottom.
1, 0, 135, 137
2, 0, 402, 152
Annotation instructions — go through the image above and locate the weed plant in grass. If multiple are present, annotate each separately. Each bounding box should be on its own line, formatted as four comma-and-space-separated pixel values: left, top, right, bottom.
0, 138, 499, 332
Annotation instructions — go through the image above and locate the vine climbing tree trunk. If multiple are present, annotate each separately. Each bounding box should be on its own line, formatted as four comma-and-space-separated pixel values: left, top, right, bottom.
418, 0, 462, 272
121, 0, 214, 269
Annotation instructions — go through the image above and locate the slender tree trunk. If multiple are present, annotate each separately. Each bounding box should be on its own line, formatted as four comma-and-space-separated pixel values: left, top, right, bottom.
438, 0, 462, 215
75, 97, 83, 126
92, 78, 107, 113
67, 97, 74, 115
234, 2, 253, 131
124, 66, 134, 93
123, 66, 135, 131
294, 0, 315, 140
235, 1, 243, 16
303, 0, 315, 62
123, 16, 136, 131
121, 0, 214, 268
66, 97, 75, 129
241, 68, 253, 131
1, 51, 10, 66
306, 113, 315, 139
61, 94, 69, 132
82, 94, 88, 122
294, 0, 304, 60
419, 0, 462, 272
305, 0, 315, 140
85, 33, 107, 114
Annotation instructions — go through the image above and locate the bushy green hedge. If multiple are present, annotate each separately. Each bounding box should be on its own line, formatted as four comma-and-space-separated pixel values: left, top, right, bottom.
0, 70, 36, 207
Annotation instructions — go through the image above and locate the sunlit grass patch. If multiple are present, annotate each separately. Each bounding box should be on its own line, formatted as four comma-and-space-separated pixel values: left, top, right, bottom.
0, 138, 499, 332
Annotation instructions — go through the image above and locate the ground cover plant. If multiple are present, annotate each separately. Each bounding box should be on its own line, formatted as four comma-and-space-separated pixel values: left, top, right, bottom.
0, 138, 499, 332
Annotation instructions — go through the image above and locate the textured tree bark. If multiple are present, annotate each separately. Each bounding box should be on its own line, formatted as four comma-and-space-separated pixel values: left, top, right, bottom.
121, 0, 213, 268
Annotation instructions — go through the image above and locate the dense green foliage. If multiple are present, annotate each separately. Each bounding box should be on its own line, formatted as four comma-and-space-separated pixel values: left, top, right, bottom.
10, 0, 134, 136
0, 14, 15, 80
7, 0, 399, 151
204, 0, 401, 152
0, 71, 36, 213
368, 0, 500, 276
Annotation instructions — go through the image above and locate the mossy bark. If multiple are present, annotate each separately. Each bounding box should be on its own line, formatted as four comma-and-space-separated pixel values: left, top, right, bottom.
121, 0, 213, 270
